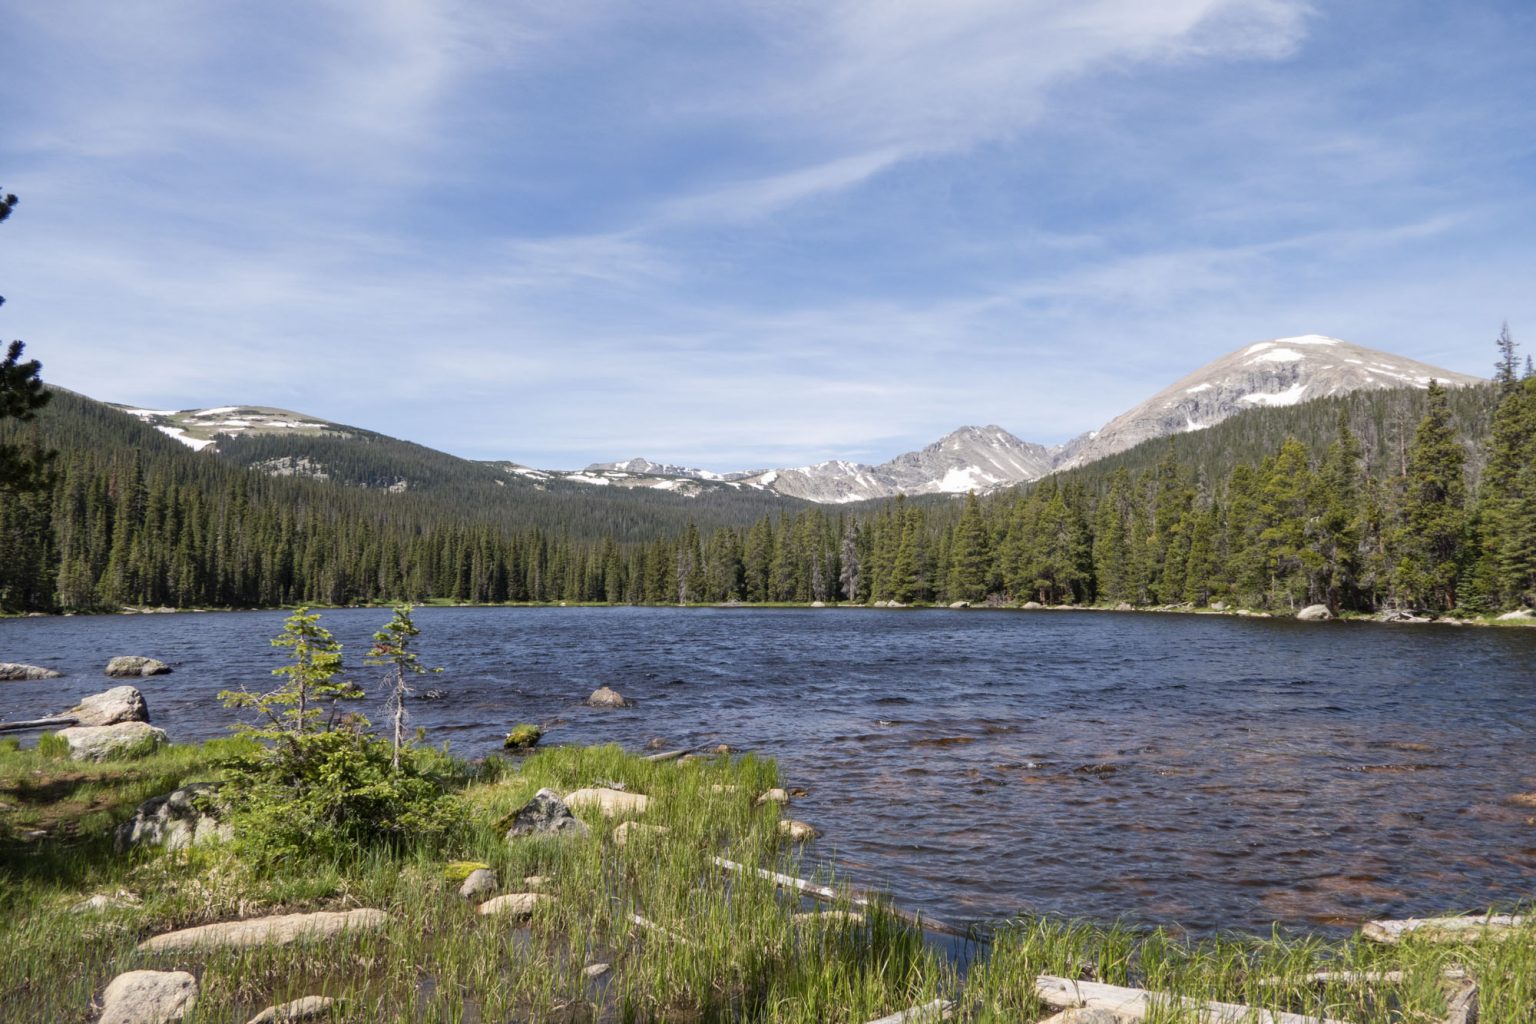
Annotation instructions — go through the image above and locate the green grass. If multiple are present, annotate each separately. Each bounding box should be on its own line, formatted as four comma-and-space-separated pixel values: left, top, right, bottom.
3, 741, 1535, 1023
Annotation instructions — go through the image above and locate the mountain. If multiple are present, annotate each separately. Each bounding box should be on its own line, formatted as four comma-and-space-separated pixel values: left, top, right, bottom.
106, 334, 1485, 509
728, 425, 1051, 503
1053, 335, 1485, 470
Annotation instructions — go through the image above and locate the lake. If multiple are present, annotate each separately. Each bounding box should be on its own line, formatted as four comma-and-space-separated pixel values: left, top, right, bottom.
4, 606, 1535, 936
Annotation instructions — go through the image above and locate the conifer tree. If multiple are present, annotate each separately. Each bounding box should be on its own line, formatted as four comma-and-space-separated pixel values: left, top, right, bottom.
1394, 381, 1467, 610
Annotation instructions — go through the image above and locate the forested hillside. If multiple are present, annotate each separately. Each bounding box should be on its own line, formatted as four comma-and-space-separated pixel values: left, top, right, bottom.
1, 361, 1531, 616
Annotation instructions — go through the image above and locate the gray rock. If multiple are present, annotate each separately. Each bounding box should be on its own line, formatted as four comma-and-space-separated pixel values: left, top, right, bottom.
0, 662, 62, 681
245, 995, 335, 1024
587, 685, 628, 708
138, 909, 389, 952
56, 721, 168, 762
116, 783, 230, 852
66, 685, 150, 726
1497, 609, 1533, 620
105, 656, 171, 678
503, 787, 591, 841
1210, 601, 1228, 611
810, 600, 827, 607
99, 970, 197, 1024
1113, 602, 1134, 611
69, 891, 140, 914
948, 601, 970, 609
583, 962, 611, 978
476, 892, 551, 918
459, 868, 498, 899
1022, 601, 1044, 609
1296, 603, 1333, 621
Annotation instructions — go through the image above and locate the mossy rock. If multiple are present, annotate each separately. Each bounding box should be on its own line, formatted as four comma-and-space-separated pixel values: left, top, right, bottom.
503, 724, 543, 750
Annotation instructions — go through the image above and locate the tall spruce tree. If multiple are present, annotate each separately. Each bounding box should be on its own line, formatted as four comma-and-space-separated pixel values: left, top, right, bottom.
1395, 381, 1467, 610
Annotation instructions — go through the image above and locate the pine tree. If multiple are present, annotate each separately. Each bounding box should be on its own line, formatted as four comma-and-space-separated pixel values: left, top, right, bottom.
947, 491, 990, 602
366, 605, 439, 770
1394, 381, 1467, 610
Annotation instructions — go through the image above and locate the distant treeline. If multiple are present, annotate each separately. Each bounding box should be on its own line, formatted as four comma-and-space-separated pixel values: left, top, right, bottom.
2, 359, 1533, 616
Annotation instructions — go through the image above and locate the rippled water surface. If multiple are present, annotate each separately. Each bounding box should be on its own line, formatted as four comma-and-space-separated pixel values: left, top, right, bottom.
4, 606, 1535, 934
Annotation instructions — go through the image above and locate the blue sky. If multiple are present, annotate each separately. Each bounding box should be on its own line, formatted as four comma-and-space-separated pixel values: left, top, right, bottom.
3, 1, 1533, 471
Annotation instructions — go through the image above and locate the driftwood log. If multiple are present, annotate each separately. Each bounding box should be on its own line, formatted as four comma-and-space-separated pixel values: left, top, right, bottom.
1035, 975, 1354, 1024
713, 857, 969, 938
0, 717, 77, 734
641, 749, 687, 762
1254, 967, 1469, 987
1441, 979, 1478, 1024
1363, 914, 1525, 944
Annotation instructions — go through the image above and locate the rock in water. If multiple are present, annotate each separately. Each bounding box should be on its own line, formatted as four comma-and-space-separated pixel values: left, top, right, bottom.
476, 892, 551, 919
64, 685, 150, 726
0, 662, 62, 681
104, 656, 171, 678
587, 686, 628, 708
245, 996, 335, 1024
564, 787, 649, 817
116, 783, 230, 852
503, 788, 591, 840
1296, 604, 1333, 621
779, 819, 818, 842
99, 970, 197, 1024
459, 868, 499, 899
756, 788, 790, 806
138, 909, 388, 952
56, 722, 168, 762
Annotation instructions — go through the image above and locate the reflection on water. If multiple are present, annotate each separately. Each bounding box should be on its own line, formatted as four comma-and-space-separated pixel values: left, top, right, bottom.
4, 606, 1535, 935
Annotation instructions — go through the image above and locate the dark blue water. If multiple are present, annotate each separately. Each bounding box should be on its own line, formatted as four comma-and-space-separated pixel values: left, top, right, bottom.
4, 606, 1535, 935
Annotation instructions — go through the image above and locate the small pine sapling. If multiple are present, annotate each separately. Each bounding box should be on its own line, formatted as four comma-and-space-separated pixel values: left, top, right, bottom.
219, 607, 362, 746
366, 605, 440, 770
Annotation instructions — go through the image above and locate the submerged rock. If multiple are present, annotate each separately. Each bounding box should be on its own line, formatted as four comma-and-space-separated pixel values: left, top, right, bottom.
65, 685, 150, 727
104, 656, 171, 678
503, 788, 591, 840
1296, 604, 1333, 621
502, 724, 542, 750
0, 662, 62, 681
779, 819, 818, 842
587, 685, 629, 708
56, 721, 167, 762
138, 909, 389, 952
99, 970, 198, 1024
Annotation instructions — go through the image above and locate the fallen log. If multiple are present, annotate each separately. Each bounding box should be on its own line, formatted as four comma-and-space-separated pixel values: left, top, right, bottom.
1253, 967, 1468, 987
713, 857, 970, 938
0, 716, 77, 734
641, 749, 687, 762
1034, 975, 1354, 1024
863, 997, 953, 1024
1362, 914, 1525, 945
628, 912, 691, 946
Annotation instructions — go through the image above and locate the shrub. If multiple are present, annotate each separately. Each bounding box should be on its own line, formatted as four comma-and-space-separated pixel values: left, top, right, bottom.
218, 728, 466, 866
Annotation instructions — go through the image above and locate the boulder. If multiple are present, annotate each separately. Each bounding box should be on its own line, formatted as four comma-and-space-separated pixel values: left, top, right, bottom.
503, 788, 591, 840
587, 686, 628, 708
0, 662, 62, 681
1498, 609, 1533, 620
1113, 602, 1134, 612
779, 819, 818, 842
810, 600, 827, 608
99, 970, 198, 1024
502, 724, 542, 750
246, 996, 335, 1024
1022, 601, 1044, 609
522, 875, 552, 891
756, 788, 790, 806
613, 821, 670, 847
583, 962, 612, 978
948, 601, 970, 609
1210, 601, 1228, 611
476, 892, 550, 919
56, 722, 168, 762
138, 909, 389, 952
459, 868, 498, 900
65, 685, 150, 726
564, 787, 650, 818
104, 656, 171, 678
1296, 604, 1333, 621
